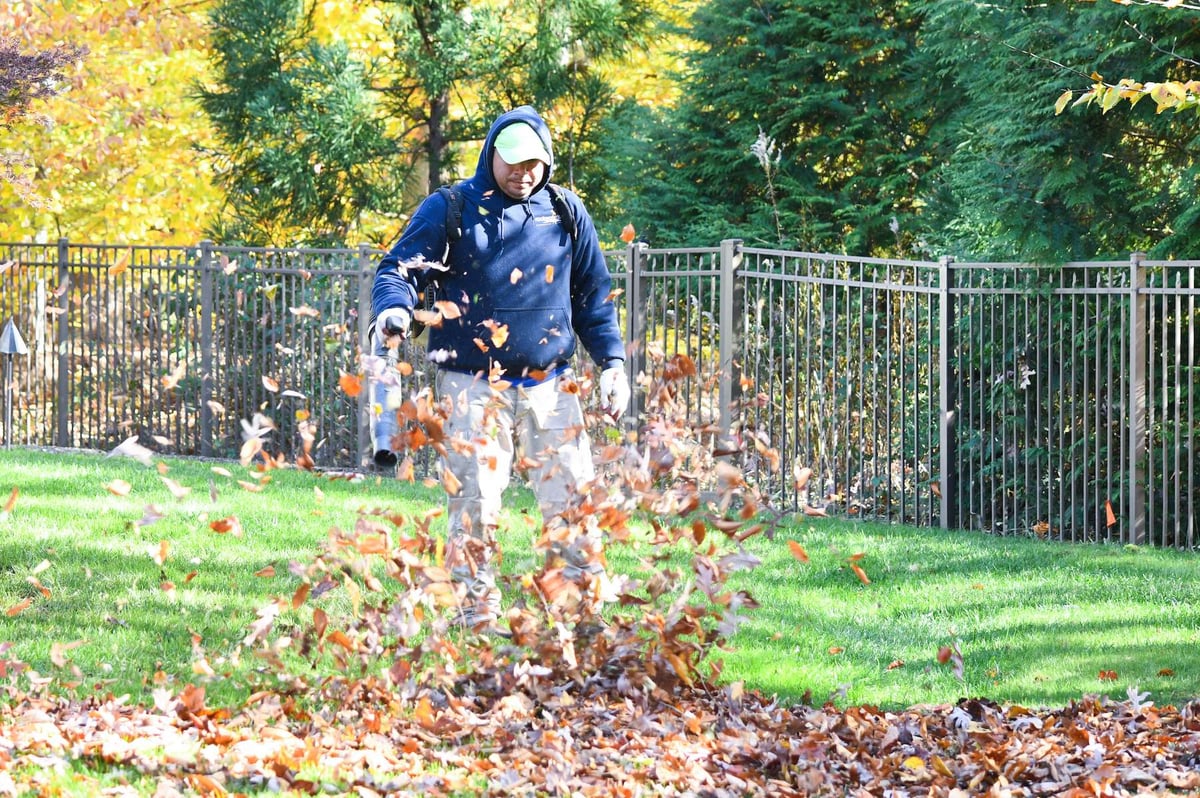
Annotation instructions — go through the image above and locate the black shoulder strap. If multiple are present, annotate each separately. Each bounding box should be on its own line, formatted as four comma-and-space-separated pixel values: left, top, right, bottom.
438, 184, 463, 242
547, 183, 577, 244
440, 181, 576, 244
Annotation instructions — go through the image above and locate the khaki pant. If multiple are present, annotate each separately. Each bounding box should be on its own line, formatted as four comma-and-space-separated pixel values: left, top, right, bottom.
437, 369, 605, 621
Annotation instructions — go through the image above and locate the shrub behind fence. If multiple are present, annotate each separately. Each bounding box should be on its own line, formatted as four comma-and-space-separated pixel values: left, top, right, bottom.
2, 239, 1196, 548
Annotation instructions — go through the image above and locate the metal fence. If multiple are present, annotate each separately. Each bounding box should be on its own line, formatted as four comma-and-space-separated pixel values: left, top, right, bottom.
2, 240, 1197, 548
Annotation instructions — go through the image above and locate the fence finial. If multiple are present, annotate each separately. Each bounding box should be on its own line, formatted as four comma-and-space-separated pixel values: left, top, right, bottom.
1, 318, 29, 448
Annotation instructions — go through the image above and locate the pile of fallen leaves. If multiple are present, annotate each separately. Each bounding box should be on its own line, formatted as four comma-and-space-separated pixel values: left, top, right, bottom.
3, 350, 1200, 796
2, 675, 1199, 795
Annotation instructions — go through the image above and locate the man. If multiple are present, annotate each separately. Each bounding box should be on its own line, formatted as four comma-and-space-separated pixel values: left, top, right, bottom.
371, 105, 630, 630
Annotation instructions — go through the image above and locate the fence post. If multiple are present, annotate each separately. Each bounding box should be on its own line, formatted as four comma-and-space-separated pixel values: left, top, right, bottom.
55, 238, 70, 448
199, 241, 214, 457
626, 241, 648, 421
357, 244, 373, 467
1129, 252, 1147, 545
718, 239, 744, 449
938, 255, 959, 529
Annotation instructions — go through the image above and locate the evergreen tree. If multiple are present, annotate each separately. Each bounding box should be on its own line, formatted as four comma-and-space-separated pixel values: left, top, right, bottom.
619, 0, 940, 255
920, 0, 1200, 261
196, 0, 405, 247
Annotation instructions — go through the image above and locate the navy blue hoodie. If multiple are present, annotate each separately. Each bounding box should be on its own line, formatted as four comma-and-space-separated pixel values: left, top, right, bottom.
371, 106, 625, 380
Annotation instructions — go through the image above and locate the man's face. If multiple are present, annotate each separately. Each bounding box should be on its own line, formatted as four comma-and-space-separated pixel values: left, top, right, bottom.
492, 151, 546, 201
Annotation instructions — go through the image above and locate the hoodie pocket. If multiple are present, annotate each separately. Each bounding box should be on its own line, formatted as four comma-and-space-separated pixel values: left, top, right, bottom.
491, 306, 573, 370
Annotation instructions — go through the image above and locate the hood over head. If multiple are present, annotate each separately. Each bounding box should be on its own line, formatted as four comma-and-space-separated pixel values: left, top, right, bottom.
474, 105, 555, 197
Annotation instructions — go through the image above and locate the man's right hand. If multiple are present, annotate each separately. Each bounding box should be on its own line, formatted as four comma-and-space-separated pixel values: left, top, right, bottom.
375, 308, 411, 342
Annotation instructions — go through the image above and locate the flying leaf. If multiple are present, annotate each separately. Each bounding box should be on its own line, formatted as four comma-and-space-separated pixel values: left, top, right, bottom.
288, 305, 320, 318
787, 540, 809, 563
160, 476, 191, 499
339, 372, 362, 397
108, 247, 132, 276
510, 268, 523, 284
1106, 500, 1117, 527
620, 223, 636, 243
262, 375, 280, 393
545, 265, 555, 283
850, 563, 871, 585
210, 516, 243, 536
161, 360, 187, 390
108, 435, 155, 466
105, 479, 132, 497
482, 319, 509, 347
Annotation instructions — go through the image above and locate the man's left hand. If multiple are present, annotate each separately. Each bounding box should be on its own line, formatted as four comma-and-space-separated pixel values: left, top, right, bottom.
599, 365, 631, 419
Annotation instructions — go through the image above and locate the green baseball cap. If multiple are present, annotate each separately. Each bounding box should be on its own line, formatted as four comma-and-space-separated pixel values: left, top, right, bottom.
494, 122, 551, 165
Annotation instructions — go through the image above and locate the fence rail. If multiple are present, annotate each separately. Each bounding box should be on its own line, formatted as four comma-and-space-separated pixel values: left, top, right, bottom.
2, 240, 1196, 548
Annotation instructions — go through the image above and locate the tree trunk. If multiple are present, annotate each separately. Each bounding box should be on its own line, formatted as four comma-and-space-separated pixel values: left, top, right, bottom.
427, 91, 449, 193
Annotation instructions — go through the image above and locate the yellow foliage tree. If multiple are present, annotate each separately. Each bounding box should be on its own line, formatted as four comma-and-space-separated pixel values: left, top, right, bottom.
0, 0, 221, 245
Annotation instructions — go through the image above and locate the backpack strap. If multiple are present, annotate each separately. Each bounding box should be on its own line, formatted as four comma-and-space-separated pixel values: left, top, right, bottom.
547, 183, 577, 244
438, 184, 463, 242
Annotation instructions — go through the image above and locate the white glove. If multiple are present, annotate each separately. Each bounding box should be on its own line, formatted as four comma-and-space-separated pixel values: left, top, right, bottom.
598, 364, 630, 419
375, 308, 411, 343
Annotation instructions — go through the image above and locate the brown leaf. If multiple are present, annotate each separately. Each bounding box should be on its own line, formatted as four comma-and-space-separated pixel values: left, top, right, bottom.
2, 486, 16, 513
5, 598, 31, 617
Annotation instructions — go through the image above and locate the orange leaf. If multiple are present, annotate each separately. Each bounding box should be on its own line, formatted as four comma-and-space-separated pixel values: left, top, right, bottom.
828, 646, 844, 655
154, 540, 170, 566
787, 540, 809, 563
887, 659, 905, 670
255, 565, 276, 578
292, 583, 310, 609
414, 696, 437, 730
937, 646, 952, 664
108, 247, 132, 276
161, 360, 187, 390
620, 223, 636, 243
6, 598, 31, 617
326, 630, 355, 651
2, 486, 16, 513
262, 375, 280, 393
105, 479, 132, 497
1159, 668, 1175, 677
209, 516, 243, 536
1105, 499, 1117, 527
339, 372, 362, 397
544, 264, 555, 283
851, 563, 871, 585
1099, 670, 1118, 681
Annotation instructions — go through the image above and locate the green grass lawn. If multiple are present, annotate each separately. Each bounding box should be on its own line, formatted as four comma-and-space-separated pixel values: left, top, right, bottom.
1, 447, 1197, 713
